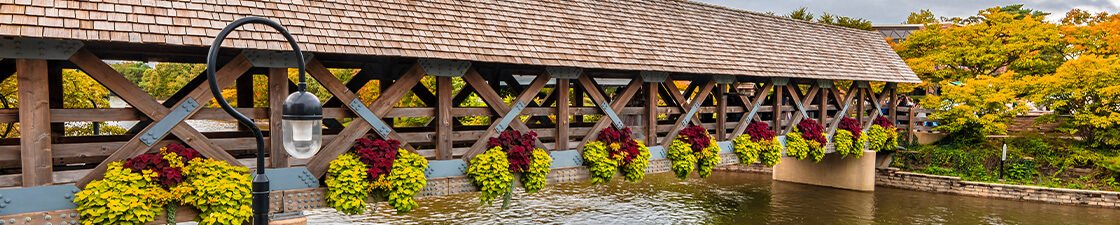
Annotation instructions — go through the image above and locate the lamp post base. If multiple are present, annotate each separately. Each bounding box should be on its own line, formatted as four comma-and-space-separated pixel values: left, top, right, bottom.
252, 174, 270, 225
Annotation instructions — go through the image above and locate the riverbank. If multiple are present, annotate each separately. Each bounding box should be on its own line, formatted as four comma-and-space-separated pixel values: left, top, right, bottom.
715, 163, 1120, 209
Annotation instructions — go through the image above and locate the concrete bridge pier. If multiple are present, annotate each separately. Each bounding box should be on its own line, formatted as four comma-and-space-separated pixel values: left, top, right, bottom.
772, 150, 877, 191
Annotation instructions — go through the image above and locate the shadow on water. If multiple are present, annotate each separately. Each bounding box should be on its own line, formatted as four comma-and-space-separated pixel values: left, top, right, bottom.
305, 171, 1120, 225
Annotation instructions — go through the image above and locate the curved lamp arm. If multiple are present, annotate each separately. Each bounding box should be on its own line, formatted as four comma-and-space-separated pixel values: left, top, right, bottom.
206, 17, 306, 225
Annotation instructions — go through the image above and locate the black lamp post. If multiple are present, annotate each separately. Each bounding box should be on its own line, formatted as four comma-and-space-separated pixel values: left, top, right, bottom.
206, 17, 323, 225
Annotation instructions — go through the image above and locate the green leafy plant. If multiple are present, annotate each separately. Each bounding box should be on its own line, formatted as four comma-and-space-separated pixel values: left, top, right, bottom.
467, 146, 513, 205
583, 141, 619, 184
667, 125, 720, 179
759, 141, 782, 167
868, 117, 899, 152
786, 130, 811, 161
324, 137, 428, 215
325, 153, 371, 215
582, 127, 651, 184
834, 130, 868, 158
733, 134, 761, 164
667, 138, 697, 179
74, 162, 167, 225
521, 149, 552, 193
384, 150, 429, 214
180, 158, 253, 225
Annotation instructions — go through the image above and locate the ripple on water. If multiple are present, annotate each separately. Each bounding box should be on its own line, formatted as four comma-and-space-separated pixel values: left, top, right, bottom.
305, 171, 1120, 225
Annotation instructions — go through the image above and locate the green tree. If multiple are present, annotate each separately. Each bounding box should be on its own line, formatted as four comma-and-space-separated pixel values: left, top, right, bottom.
895, 7, 1063, 87
921, 72, 1029, 144
141, 63, 205, 99
906, 9, 938, 24
786, 7, 814, 21
783, 7, 872, 31
1031, 55, 1120, 148
109, 62, 150, 85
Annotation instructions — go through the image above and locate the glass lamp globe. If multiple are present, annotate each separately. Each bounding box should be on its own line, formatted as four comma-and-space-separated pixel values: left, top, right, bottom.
282, 91, 323, 159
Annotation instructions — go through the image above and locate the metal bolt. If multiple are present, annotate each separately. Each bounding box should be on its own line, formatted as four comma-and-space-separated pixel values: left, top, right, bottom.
70, 213, 77, 218
25, 217, 31, 222
45, 215, 50, 220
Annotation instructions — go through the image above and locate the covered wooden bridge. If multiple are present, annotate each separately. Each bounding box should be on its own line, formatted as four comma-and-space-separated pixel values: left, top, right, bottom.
0, 0, 919, 223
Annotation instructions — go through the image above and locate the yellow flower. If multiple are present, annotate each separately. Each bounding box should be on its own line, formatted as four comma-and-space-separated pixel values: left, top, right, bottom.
609, 143, 621, 151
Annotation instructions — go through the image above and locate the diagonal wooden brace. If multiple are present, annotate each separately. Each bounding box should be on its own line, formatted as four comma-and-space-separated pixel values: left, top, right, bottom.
729, 82, 774, 138
574, 74, 644, 151
826, 83, 860, 139
305, 64, 426, 177
783, 85, 821, 134
73, 49, 250, 187
660, 78, 717, 148
461, 69, 550, 161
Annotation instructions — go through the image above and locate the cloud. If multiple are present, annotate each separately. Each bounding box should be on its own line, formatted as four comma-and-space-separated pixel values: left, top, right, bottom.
695, 0, 1120, 24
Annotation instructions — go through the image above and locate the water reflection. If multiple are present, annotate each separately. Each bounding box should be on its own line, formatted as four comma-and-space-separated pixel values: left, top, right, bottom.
304, 171, 1120, 225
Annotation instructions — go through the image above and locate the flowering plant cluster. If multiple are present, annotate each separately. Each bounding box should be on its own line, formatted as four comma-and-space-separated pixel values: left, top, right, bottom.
667, 125, 720, 179
732, 121, 783, 167
326, 137, 428, 214
469, 130, 552, 210
868, 117, 899, 152
788, 119, 828, 163
583, 127, 651, 184
835, 117, 869, 158
75, 144, 252, 225
487, 130, 537, 172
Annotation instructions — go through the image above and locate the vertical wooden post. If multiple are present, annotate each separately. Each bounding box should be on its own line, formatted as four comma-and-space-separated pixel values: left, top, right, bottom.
889, 84, 898, 125
819, 87, 828, 125
236, 72, 254, 131
772, 85, 783, 134
47, 61, 64, 139
436, 76, 453, 160
644, 82, 658, 145
17, 59, 52, 186
715, 84, 727, 141
857, 88, 865, 125
268, 68, 289, 168
556, 79, 570, 151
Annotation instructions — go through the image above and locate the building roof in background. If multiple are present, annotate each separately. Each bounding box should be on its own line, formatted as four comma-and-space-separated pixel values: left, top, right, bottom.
0, 0, 920, 83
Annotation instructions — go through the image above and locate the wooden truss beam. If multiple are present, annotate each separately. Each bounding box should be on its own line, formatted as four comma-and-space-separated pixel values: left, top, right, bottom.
16, 59, 52, 187
660, 78, 716, 148
461, 70, 550, 160
575, 74, 643, 151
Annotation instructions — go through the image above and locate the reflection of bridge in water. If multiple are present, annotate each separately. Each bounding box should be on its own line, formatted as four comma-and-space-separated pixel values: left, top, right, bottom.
0, 0, 922, 223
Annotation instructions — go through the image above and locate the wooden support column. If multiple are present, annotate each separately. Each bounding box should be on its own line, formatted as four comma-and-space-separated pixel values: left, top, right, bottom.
268, 68, 289, 168
889, 84, 898, 125
772, 85, 783, 134
644, 82, 658, 145
17, 59, 52, 186
715, 84, 727, 141
857, 87, 865, 124
556, 79, 570, 151
436, 76, 453, 160
819, 87, 829, 125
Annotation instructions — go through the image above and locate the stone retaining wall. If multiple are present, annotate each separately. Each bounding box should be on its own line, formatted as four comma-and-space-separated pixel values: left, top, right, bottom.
714, 163, 773, 174
876, 167, 1120, 208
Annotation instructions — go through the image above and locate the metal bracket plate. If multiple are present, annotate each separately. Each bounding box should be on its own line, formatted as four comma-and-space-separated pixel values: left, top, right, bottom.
712, 75, 735, 85
251, 167, 319, 191
425, 160, 468, 178
140, 98, 199, 146
885, 82, 897, 89
418, 58, 471, 77
548, 150, 584, 168
792, 94, 809, 119
744, 97, 765, 122
545, 66, 583, 79
639, 71, 669, 82
494, 101, 527, 133
243, 50, 313, 68
647, 146, 668, 159
0, 184, 81, 216
771, 78, 790, 86
817, 80, 834, 88
599, 101, 625, 128
348, 99, 393, 137
680, 101, 703, 125
0, 37, 84, 60
856, 81, 870, 88
716, 141, 734, 153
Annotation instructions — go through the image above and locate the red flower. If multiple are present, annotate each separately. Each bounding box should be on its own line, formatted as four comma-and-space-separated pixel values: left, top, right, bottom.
797, 119, 827, 146
745, 121, 775, 142
157, 167, 183, 187
487, 130, 538, 172
679, 125, 711, 153
873, 116, 894, 128
838, 117, 862, 141
352, 137, 399, 181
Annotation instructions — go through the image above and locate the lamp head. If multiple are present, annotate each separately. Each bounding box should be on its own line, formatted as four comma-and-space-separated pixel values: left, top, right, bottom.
281, 91, 323, 159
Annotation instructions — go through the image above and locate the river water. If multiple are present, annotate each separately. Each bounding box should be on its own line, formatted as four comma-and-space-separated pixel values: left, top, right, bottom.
304, 171, 1120, 224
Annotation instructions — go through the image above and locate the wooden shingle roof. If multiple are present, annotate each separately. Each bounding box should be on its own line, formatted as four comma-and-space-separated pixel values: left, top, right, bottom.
0, 0, 920, 83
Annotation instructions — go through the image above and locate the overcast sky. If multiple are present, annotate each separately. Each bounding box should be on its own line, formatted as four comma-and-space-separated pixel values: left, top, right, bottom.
694, 0, 1120, 24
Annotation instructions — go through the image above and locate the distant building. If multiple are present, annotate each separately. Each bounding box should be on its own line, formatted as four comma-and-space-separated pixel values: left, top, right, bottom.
872, 23, 954, 43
